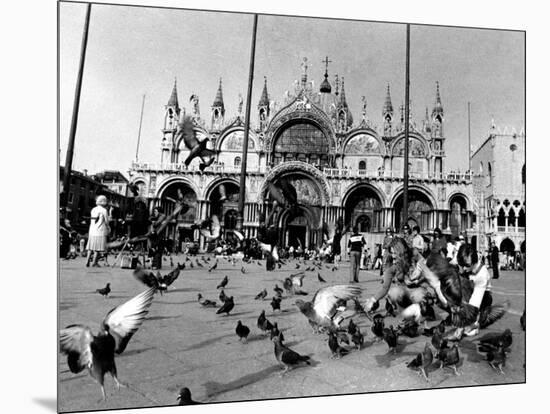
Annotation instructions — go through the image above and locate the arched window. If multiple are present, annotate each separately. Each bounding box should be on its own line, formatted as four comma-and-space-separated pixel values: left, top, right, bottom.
234, 156, 241, 167
497, 207, 506, 227
479, 161, 484, 174
487, 162, 493, 187
522, 164, 526, 184
358, 160, 366, 170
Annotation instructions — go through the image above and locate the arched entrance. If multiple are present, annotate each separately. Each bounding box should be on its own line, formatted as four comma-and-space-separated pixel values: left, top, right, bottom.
393, 189, 434, 232
500, 238, 515, 254
206, 180, 240, 239
156, 180, 198, 250
449, 194, 468, 238
279, 205, 318, 249
343, 184, 383, 233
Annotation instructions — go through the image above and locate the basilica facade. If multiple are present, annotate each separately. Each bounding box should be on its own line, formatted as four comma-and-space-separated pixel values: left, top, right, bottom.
129, 58, 475, 251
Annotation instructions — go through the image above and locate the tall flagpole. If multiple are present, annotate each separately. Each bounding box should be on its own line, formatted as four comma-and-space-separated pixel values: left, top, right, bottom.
62, 3, 91, 208
403, 23, 410, 230
135, 94, 146, 162
468, 101, 471, 171
236, 14, 258, 233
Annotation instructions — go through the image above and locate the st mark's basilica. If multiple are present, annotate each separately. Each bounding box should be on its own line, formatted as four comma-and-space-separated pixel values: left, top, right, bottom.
129, 58, 475, 251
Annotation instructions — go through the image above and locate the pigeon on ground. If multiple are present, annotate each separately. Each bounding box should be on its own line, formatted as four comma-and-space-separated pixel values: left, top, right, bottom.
255, 289, 268, 300
398, 319, 420, 338
133, 267, 180, 295
347, 319, 357, 336
270, 322, 284, 341
177, 387, 201, 405
431, 324, 447, 351
407, 342, 433, 382
59, 287, 155, 400
219, 289, 227, 303
274, 284, 284, 297
170, 257, 174, 268
257, 310, 274, 333
385, 299, 396, 317
96, 283, 111, 298
272, 333, 310, 374
295, 285, 361, 331
328, 330, 350, 359
175, 115, 215, 171
217, 275, 228, 289
351, 326, 364, 350
241, 266, 247, 274
271, 296, 282, 312
196, 260, 204, 268
318, 273, 326, 283
235, 320, 250, 343
383, 325, 398, 353
477, 329, 513, 351
371, 314, 385, 341
197, 293, 216, 308
481, 342, 507, 374
177, 262, 186, 270
216, 296, 234, 315
208, 261, 218, 272
436, 342, 460, 375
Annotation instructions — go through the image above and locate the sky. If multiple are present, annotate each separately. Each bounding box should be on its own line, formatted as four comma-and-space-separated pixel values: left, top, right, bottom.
59, 1, 525, 177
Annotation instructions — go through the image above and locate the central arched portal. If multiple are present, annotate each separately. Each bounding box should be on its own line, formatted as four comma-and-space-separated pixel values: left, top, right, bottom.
263, 171, 325, 249
393, 189, 434, 232
156, 180, 198, 251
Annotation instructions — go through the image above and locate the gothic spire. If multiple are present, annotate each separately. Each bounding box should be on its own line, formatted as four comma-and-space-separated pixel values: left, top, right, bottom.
431, 81, 444, 118
339, 77, 348, 107
259, 76, 269, 107
382, 83, 393, 117
167, 78, 179, 109
212, 77, 225, 111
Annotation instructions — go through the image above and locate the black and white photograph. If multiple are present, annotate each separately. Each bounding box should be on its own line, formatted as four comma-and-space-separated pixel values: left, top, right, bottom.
55, 1, 529, 412
5, 0, 544, 413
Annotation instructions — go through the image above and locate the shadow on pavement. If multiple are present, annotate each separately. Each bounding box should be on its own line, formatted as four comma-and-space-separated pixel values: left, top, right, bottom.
183, 332, 235, 351
203, 365, 283, 398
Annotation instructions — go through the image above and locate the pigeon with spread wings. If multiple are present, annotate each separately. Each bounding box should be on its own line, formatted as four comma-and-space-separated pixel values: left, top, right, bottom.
176, 115, 215, 171
295, 285, 361, 331
133, 266, 180, 295
194, 215, 221, 242
59, 287, 155, 400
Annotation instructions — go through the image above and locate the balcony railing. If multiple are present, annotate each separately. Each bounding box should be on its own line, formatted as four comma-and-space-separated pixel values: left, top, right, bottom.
322, 168, 473, 181
131, 162, 473, 182
496, 226, 525, 234
131, 162, 266, 174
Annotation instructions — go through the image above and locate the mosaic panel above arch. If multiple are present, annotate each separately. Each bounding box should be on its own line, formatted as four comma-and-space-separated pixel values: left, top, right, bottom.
219, 130, 256, 152
392, 137, 427, 157
344, 134, 381, 155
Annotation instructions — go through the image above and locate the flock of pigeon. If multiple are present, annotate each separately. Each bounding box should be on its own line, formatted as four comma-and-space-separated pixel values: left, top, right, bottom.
60, 251, 524, 406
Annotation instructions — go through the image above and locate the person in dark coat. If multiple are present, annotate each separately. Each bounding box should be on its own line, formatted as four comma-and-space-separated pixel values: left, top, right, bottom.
430, 227, 447, 257
490, 241, 500, 279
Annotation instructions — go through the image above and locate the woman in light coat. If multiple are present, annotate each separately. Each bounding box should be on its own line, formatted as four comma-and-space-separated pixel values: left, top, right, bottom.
85, 195, 111, 267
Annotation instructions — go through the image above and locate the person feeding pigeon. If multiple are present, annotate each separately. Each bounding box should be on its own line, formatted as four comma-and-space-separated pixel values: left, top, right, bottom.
455, 243, 494, 337
364, 237, 428, 314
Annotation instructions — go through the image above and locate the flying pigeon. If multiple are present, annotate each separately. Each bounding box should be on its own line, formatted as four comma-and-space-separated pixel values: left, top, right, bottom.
175, 115, 215, 171
59, 287, 155, 400
295, 285, 361, 331
133, 267, 180, 295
